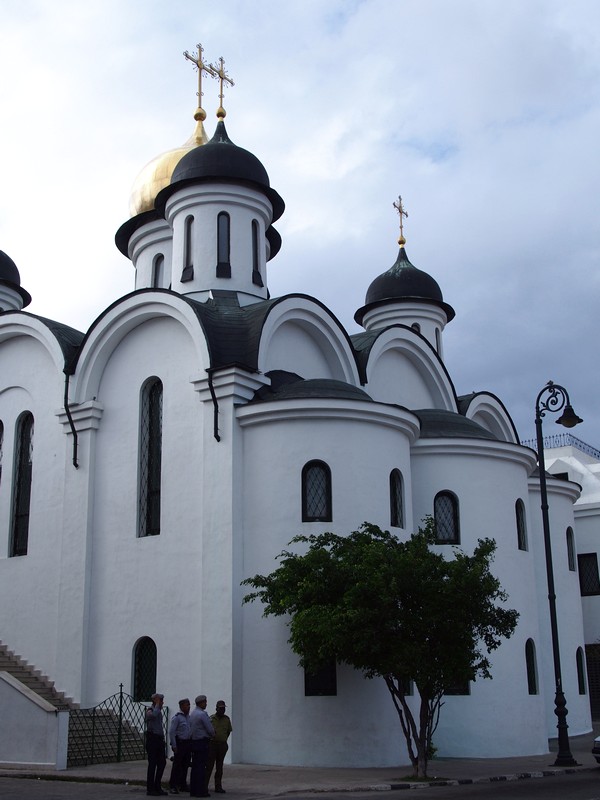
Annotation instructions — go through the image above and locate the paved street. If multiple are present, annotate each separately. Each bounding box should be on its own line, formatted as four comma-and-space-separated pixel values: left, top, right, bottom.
2, 772, 600, 800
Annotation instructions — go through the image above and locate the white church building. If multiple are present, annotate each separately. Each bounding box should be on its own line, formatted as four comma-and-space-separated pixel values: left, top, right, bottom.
0, 62, 594, 768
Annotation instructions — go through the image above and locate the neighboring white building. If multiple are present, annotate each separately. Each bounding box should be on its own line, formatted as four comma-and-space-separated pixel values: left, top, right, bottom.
0, 82, 593, 767
533, 433, 600, 718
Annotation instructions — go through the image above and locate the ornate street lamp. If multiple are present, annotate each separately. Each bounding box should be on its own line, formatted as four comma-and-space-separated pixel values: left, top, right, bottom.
534, 381, 583, 767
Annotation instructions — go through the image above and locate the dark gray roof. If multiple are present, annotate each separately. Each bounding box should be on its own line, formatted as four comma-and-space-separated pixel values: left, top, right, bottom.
0, 250, 31, 307
355, 247, 455, 325
7, 312, 85, 369
414, 408, 499, 440
250, 370, 373, 404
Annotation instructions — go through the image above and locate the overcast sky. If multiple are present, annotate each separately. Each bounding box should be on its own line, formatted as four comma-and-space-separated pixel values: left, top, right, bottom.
1, 0, 599, 447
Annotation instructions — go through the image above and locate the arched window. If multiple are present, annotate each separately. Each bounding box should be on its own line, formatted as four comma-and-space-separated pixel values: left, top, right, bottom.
567, 527, 576, 572
434, 491, 459, 544
516, 499, 528, 551
216, 212, 231, 278
139, 378, 163, 537
10, 412, 34, 557
181, 216, 194, 282
576, 647, 587, 694
435, 328, 442, 353
302, 460, 332, 522
525, 639, 538, 695
151, 254, 165, 289
390, 469, 404, 528
411, 322, 421, 333
133, 637, 157, 701
251, 219, 264, 287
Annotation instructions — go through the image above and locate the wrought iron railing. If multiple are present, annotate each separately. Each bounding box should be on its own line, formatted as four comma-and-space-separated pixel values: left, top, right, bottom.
520, 432, 600, 461
67, 684, 169, 767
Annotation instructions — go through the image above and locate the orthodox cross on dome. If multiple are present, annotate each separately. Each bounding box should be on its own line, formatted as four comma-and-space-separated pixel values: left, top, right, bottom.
183, 43, 216, 123
393, 195, 408, 246
209, 56, 235, 120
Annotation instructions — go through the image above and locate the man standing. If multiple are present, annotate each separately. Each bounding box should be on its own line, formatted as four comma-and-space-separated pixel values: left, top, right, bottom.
169, 697, 192, 794
145, 692, 167, 797
189, 694, 215, 798
206, 701, 232, 794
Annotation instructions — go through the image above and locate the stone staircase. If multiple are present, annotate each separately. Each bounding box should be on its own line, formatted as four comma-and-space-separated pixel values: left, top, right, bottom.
0, 640, 78, 710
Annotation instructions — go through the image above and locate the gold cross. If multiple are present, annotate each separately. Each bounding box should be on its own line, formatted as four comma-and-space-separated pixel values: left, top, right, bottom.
209, 56, 235, 119
183, 43, 217, 122
393, 195, 408, 245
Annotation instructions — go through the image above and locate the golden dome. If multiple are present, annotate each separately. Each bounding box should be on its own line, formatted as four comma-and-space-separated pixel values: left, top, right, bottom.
128, 113, 208, 217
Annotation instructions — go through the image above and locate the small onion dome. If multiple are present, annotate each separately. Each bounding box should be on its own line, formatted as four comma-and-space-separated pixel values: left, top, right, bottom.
0, 250, 31, 308
354, 247, 454, 326
128, 115, 209, 218
156, 120, 285, 223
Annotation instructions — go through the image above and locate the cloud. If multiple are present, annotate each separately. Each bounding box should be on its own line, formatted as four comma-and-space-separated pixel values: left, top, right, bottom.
0, 0, 598, 444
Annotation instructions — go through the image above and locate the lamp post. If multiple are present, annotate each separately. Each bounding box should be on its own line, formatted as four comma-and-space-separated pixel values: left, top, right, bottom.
534, 380, 583, 767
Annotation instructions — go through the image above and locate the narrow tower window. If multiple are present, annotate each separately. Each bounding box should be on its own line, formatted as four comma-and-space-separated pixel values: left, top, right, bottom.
433, 491, 459, 544
567, 527, 576, 571
0, 420, 4, 486
152, 254, 165, 289
138, 378, 163, 537
525, 639, 538, 694
390, 469, 404, 528
10, 412, 34, 557
133, 637, 157, 701
216, 212, 231, 278
251, 219, 264, 287
302, 460, 332, 522
577, 647, 587, 694
516, 499, 528, 551
181, 216, 194, 282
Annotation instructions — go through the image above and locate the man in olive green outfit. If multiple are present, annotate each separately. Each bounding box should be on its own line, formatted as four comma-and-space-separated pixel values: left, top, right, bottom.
206, 701, 232, 794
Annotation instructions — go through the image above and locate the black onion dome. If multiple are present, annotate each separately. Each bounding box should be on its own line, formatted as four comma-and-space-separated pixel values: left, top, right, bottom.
157, 120, 284, 222
354, 247, 454, 325
0, 250, 31, 308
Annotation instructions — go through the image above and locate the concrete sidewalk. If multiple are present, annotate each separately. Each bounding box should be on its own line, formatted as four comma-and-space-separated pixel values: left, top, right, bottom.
1, 730, 599, 794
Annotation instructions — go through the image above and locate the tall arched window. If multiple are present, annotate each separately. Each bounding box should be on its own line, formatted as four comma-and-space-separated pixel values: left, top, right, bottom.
567, 527, 576, 572
251, 219, 263, 286
390, 469, 404, 528
434, 491, 459, 544
216, 212, 231, 278
133, 637, 157, 701
10, 412, 34, 557
302, 460, 332, 522
139, 378, 163, 537
181, 216, 194, 282
516, 499, 528, 551
525, 639, 538, 694
152, 254, 165, 289
576, 646, 587, 694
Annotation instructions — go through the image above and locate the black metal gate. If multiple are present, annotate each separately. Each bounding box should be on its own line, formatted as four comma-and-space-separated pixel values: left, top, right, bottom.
67, 684, 169, 767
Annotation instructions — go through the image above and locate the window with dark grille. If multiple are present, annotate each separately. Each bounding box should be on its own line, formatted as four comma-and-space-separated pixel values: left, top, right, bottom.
304, 661, 337, 696
434, 491, 459, 544
516, 499, 528, 551
216, 212, 231, 278
251, 219, 263, 287
10, 412, 34, 557
445, 681, 470, 695
301, 460, 332, 522
525, 639, 538, 694
181, 216, 194, 282
390, 469, 404, 528
578, 553, 600, 596
567, 527, 576, 572
585, 644, 600, 718
139, 379, 163, 537
398, 676, 414, 696
133, 637, 157, 701
577, 647, 587, 694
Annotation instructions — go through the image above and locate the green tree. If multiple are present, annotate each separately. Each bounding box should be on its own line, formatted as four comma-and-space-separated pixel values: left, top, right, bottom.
242, 519, 518, 777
